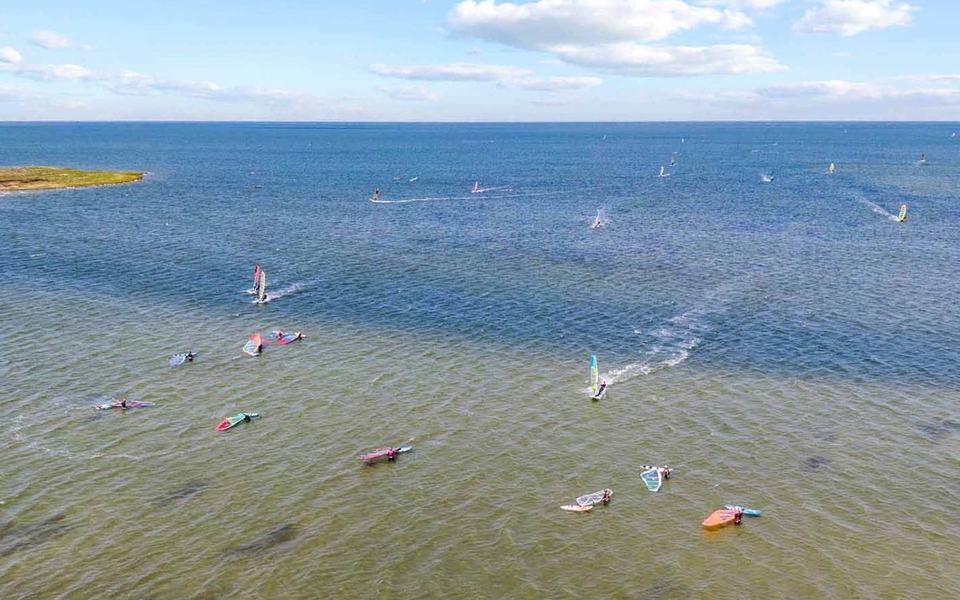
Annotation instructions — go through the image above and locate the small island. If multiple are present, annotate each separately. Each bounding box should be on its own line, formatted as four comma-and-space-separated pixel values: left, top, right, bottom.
0, 166, 144, 191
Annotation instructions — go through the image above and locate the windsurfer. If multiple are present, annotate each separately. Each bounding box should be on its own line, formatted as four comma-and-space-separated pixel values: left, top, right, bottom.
597, 380, 607, 395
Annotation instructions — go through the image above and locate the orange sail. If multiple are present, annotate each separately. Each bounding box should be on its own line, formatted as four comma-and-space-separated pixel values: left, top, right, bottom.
701, 508, 741, 530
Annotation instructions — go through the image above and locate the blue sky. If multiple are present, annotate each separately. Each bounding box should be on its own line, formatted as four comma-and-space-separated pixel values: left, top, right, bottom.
1, 0, 958, 120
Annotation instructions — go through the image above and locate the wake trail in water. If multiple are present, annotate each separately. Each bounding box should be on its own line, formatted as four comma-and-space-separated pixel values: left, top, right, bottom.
603, 311, 707, 385
857, 198, 900, 222
600, 277, 755, 386
254, 282, 307, 304
369, 187, 601, 205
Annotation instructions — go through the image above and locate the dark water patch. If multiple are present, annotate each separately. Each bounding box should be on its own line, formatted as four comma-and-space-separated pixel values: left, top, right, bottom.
917, 418, 960, 441
158, 481, 209, 504
0, 514, 72, 557
228, 523, 297, 555
803, 456, 830, 472
812, 429, 838, 443
635, 579, 690, 600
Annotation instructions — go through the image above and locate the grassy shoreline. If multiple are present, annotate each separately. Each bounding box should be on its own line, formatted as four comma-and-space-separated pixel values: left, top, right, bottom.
0, 166, 145, 191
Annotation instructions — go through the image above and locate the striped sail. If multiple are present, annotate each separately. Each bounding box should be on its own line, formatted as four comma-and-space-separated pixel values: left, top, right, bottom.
590, 355, 599, 396
257, 269, 267, 303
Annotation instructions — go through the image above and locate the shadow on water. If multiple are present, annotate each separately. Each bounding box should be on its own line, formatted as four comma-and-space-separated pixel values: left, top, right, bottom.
803, 456, 830, 472
634, 578, 691, 600
157, 481, 209, 504
917, 418, 960, 441
0, 514, 72, 557
228, 523, 297, 556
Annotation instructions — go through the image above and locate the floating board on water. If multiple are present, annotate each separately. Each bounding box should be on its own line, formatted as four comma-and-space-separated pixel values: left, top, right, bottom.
640, 467, 663, 492
358, 445, 413, 463
95, 400, 154, 410
169, 352, 195, 367
724, 505, 762, 517
575, 489, 612, 508
243, 333, 262, 357
702, 508, 741, 530
216, 412, 260, 431
272, 331, 304, 346
560, 504, 593, 512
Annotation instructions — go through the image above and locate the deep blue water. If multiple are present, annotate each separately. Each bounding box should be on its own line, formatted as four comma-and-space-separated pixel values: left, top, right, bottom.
3, 122, 959, 385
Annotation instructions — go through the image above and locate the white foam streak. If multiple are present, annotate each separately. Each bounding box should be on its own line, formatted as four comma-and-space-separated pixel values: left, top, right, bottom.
857, 198, 901, 222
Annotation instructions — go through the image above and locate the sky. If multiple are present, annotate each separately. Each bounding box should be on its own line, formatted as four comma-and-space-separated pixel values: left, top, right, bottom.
1, 0, 958, 121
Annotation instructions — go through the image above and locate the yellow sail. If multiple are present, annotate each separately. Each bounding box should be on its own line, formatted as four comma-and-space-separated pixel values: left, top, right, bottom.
898, 204, 907, 222
590, 355, 599, 395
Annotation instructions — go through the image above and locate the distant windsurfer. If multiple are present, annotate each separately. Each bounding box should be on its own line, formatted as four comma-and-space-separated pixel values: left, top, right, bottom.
371, 188, 380, 202
119, 398, 128, 410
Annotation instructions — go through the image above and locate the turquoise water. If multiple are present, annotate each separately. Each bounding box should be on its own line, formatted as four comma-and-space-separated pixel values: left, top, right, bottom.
2, 122, 959, 598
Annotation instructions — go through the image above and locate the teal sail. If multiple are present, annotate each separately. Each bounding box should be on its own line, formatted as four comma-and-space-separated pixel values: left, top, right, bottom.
590, 355, 599, 396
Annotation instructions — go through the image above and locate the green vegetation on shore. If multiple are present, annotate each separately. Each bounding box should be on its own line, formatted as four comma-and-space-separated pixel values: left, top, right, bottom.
0, 166, 144, 191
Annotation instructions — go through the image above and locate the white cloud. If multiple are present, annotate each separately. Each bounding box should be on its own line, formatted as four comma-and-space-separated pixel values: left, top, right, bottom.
369, 61, 604, 91
0, 46, 22, 64
448, 0, 749, 46
548, 42, 784, 76
31, 30, 74, 49
369, 62, 530, 81
378, 85, 440, 102
502, 75, 602, 90
446, 0, 780, 77
747, 76, 960, 105
0, 59, 366, 118
756, 79, 881, 99
697, 0, 785, 8
14, 63, 94, 80
793, 0, 915, 36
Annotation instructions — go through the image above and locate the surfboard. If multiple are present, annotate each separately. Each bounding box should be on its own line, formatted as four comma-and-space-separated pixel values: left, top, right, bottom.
95, 400, 154, 410
560, 504, 593, 512
724, 505, 762, 517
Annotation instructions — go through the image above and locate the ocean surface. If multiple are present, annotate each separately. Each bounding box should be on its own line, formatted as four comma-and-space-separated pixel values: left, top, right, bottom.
1, 122, 958, 599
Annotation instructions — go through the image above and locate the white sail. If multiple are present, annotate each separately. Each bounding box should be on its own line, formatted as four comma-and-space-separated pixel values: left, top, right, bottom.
257, 270, 267, 303
827, 162, 836, 174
